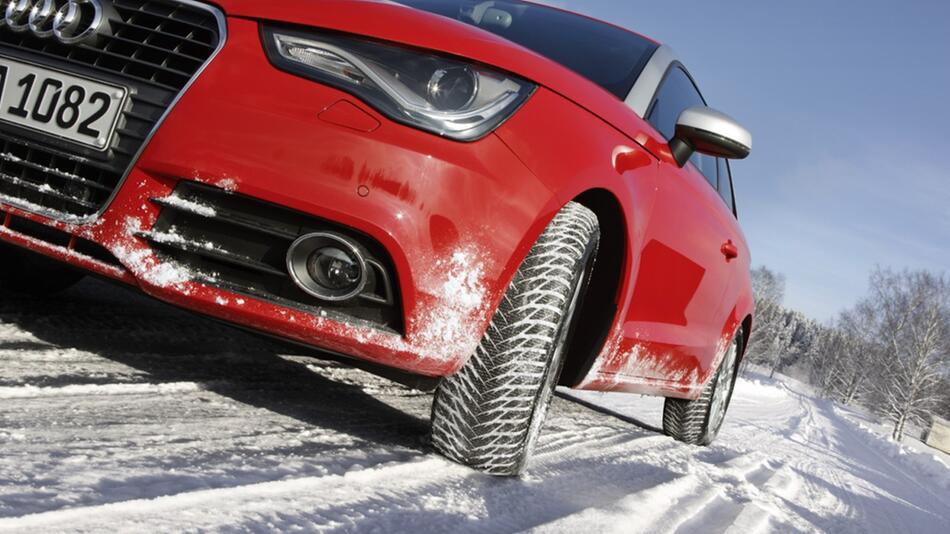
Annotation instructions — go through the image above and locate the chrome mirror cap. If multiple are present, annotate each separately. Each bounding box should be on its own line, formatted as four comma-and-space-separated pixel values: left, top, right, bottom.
671, 107, 752, 166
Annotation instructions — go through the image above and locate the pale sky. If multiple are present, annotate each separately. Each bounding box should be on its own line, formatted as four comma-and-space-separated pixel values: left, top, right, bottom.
539, 0, 950, 320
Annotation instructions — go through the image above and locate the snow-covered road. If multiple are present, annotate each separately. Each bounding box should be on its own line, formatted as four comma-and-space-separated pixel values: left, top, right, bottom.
1, 280, 948, 533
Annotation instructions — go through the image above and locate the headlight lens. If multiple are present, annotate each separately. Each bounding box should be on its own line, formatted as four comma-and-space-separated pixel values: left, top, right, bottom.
262, 26, 536, 141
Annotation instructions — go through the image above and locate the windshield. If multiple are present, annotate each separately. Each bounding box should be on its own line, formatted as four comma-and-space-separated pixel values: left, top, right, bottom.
394, 0, 658, 99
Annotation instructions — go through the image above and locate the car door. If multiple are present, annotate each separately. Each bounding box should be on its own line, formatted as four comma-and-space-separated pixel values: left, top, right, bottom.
712, 157, 750, 337
615, 66, 740, 389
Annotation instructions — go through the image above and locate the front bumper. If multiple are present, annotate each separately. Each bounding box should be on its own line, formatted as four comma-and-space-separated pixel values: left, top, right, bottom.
0, 16, 560, 377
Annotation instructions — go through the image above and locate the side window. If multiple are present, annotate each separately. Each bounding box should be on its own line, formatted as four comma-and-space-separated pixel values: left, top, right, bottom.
647, 67, 703, 139
647, 66, 717, 185
717, 158, 736, 215
692, 152, 719, 189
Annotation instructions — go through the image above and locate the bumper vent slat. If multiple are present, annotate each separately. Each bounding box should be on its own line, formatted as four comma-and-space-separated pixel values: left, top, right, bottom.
0, 213, 125, 271
151, 197, 300, 240
149, 182, 404, 333
138, 231, 290, 277
0, 0, 224, 221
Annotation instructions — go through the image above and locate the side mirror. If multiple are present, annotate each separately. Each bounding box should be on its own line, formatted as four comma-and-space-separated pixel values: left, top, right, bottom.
670, 107, 752, 168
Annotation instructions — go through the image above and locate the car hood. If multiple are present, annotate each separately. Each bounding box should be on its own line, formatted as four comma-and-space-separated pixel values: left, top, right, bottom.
215, 0, 652, 145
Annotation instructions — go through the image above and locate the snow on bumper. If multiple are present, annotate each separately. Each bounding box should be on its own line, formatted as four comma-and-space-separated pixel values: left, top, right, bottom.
0, 20, 559, 376
0, 17, 560, 378
0, 167, 513, 378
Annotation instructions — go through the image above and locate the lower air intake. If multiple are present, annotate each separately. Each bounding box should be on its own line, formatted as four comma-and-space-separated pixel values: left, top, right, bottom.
141, 182, 402, 333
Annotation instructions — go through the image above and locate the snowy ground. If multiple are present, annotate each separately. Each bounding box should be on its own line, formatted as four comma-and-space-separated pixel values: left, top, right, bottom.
1, 279, 948, 533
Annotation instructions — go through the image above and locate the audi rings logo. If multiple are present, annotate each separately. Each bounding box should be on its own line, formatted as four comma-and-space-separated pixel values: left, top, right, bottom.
3, 0, 105, 44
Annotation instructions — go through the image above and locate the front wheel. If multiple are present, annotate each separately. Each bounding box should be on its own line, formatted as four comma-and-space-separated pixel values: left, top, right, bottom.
662, 332, 741, 445
431, 202, 599, 476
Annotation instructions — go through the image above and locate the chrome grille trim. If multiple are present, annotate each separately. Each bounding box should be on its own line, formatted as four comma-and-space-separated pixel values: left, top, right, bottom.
0, 0, 227, 224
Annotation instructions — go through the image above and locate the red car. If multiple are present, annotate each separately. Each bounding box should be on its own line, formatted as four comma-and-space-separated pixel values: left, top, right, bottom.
0, 0, 753, 475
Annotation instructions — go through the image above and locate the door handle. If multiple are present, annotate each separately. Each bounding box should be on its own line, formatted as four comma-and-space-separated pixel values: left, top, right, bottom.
721, 240, 739, 261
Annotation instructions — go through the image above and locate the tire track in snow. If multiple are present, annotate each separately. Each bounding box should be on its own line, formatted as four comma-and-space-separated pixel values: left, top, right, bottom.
0, 459, 462, 533
613, 386, 844, 534
652, 454, 773, 533
0, 413, 682, 533
804, 395, 949, 532
0, 382, 205, 399
3, 280, 950, 532
0, 287, 677, 531
531, 448, 778, 533
771, 386, 914, 534
532, 426, 668, 462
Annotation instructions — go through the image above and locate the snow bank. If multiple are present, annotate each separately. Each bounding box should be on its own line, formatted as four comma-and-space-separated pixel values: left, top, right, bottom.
735, 377, 789, 400
837, 410, 950, 491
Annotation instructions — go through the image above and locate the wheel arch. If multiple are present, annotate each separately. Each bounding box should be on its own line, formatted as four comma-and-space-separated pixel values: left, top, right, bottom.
558, 188, 627, 387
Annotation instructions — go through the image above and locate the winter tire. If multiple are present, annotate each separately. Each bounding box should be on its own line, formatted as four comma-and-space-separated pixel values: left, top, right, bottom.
662, 332, 742, 445
431, 202, 600, 476
0, 244, 86, 296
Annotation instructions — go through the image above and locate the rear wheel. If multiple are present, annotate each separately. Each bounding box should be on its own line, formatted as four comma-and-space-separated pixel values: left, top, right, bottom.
431, 202, 599, 476
0, 244, 85, 296
662, 332, 741, 445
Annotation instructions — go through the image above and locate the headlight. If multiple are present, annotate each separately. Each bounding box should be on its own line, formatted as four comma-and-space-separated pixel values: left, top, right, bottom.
262, 26, 536, 141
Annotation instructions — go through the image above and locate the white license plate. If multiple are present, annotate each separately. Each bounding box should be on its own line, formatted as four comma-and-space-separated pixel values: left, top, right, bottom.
0, 56, 128, 151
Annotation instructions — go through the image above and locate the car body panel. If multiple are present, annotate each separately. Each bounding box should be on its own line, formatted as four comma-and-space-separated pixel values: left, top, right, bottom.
1, 17, 559, 377
0, 0, 754, 400
495, 87, 753, 398
220, 0, 674, 162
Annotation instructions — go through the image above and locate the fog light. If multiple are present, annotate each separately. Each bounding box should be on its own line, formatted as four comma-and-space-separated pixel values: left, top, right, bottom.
287, 233, 367, 301
309, 247, 362, 290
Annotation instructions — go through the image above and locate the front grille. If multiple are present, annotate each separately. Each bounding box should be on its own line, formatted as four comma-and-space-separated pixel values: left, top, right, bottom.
142, 182, 404, 333
0, 0, 224, 220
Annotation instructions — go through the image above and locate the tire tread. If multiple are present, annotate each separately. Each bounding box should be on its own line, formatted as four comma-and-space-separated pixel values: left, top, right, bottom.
431, 203, 599, 475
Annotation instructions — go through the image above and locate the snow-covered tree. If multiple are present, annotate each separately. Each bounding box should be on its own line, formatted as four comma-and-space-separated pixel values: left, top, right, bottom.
738, 265, 949, 441
743, 266, 788, 372
804, 324, 839, 392
827, 305, 880, 405
937, 376, 950, 420
765, 310, 817, 378
862, 269, 950, 441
